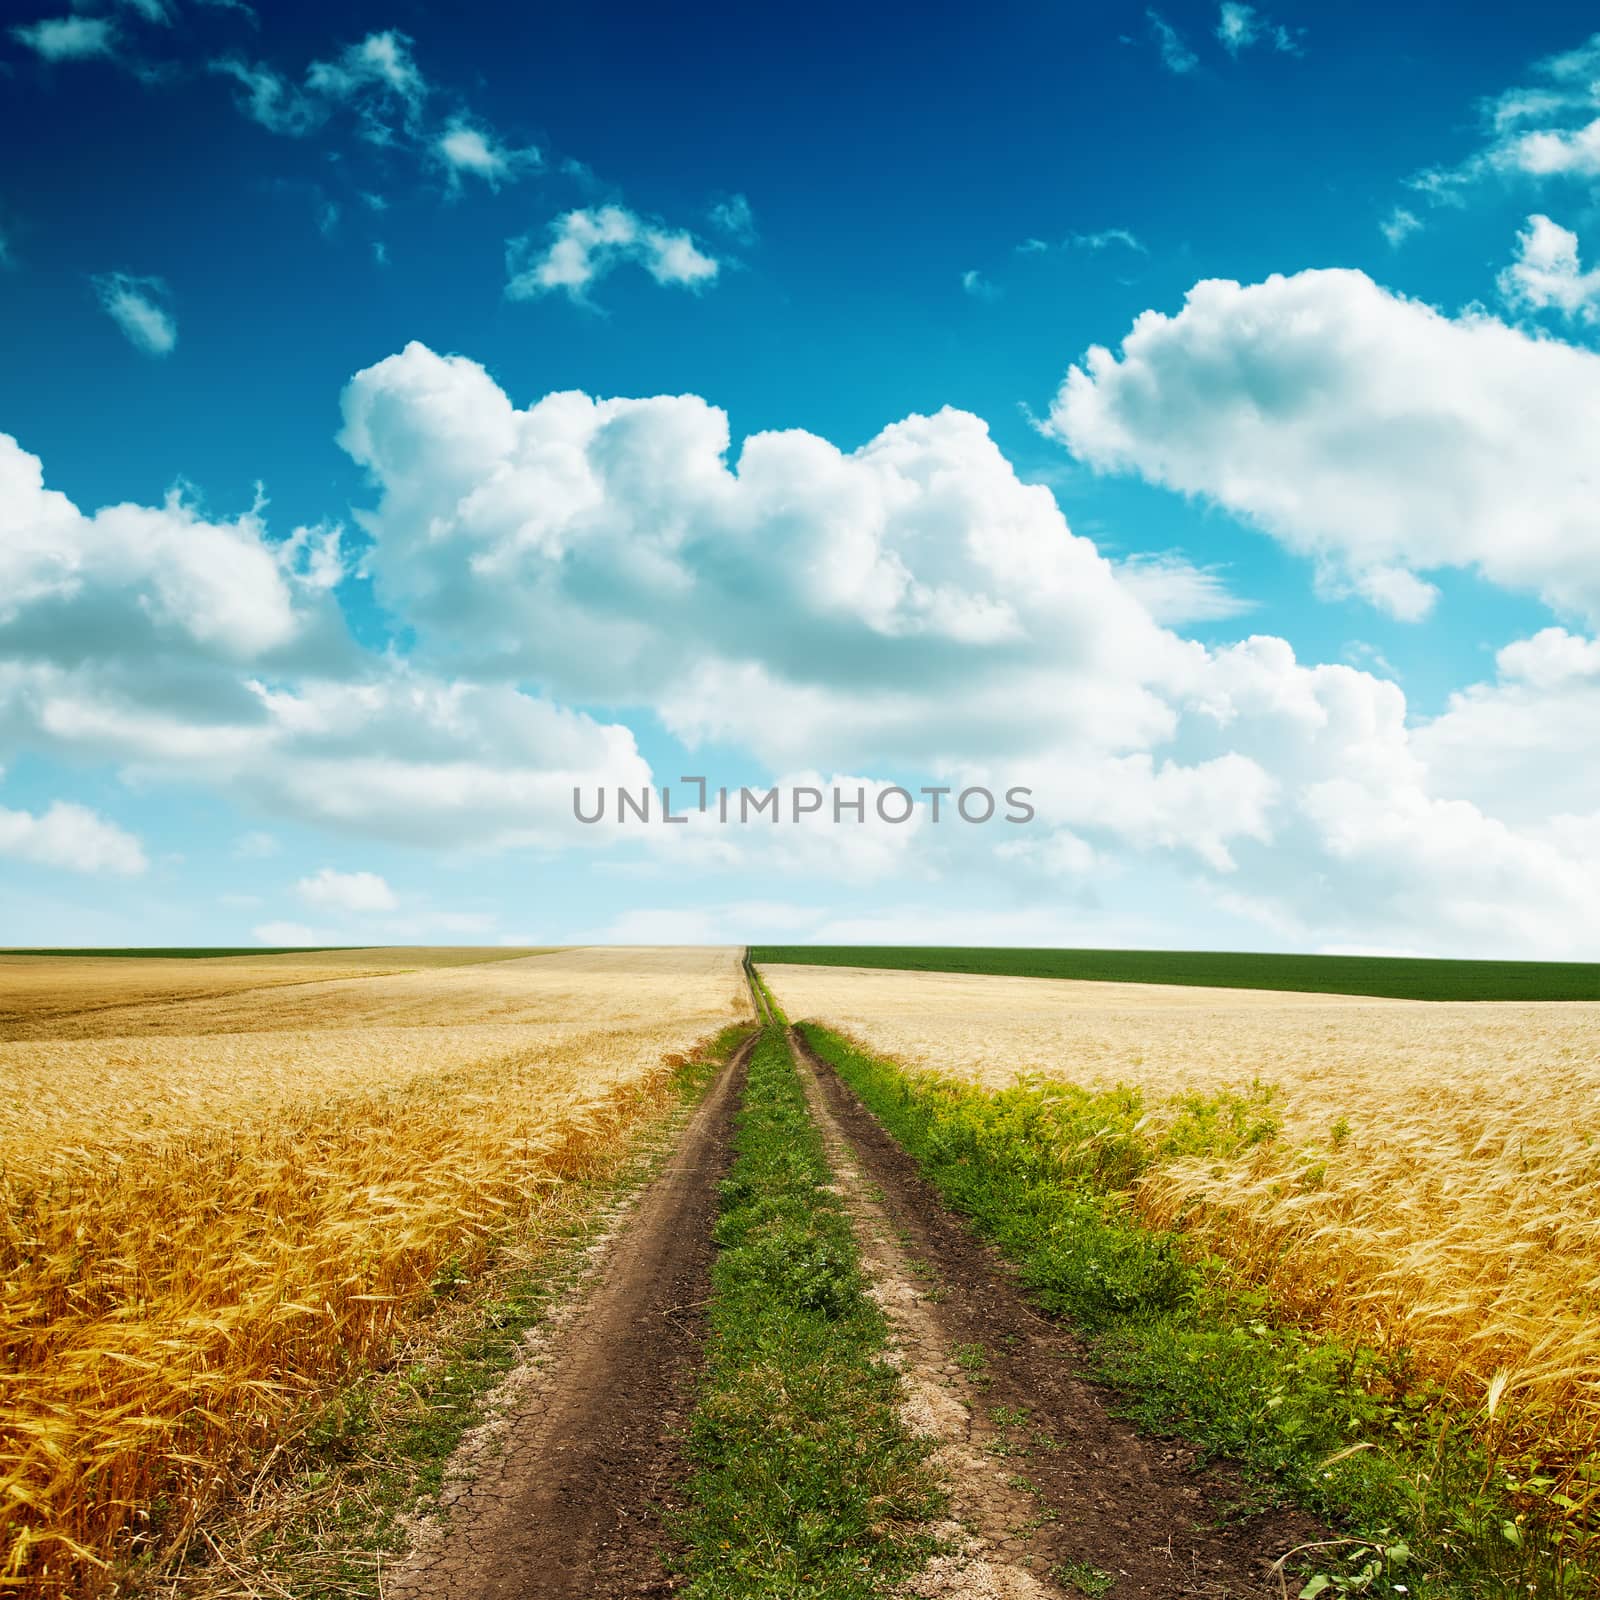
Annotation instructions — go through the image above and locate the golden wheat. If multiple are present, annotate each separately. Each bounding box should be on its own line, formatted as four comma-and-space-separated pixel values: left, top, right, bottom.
0, 947, 749, 1595
765, 962, 1600, 1461
0, 946, 560, 1042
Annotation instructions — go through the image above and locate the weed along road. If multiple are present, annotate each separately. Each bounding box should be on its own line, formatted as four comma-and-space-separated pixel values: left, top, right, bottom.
393, 954, 1315, 1598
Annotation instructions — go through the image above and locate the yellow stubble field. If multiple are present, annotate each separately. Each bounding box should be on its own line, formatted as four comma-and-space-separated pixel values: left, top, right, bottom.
765, 962, 1600, 1456
0, 946, 750, 1593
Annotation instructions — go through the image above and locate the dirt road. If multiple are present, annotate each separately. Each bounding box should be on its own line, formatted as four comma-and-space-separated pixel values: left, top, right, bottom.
389, 1033, 753, 1600
388, 985, 1317, 1599
790, 1026, 1324, 1598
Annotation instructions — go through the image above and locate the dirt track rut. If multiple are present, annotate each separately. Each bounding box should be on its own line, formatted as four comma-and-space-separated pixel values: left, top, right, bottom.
789, 1027, 1324, 1599
387, 976, 1322, 1600
388, 1035, 752, 1600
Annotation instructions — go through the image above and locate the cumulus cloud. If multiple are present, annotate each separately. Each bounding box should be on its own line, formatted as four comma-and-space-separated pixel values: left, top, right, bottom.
326, 340, 1600, 955
1414, 628, 1600, 824
0, 437, 648, 855
435, 116, 541, 190
505, 206, 719, 302
0, 431, 335, 658
92, 273, 176, 356
1499, 214, 1600, 323
337, 341, 1187, 773
0, 425, 647, 850
11, 16, 117, 61
7, 343, 1600, 956
296, 866, 397, 913
1047, 268, 1600, 623
0, 799, 146, 875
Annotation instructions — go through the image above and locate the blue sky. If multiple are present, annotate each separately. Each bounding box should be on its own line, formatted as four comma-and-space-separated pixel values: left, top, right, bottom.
3, 0, 1600, 955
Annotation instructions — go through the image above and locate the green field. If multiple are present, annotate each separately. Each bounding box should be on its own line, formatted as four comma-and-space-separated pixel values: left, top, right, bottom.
750, 945, 1600, 1002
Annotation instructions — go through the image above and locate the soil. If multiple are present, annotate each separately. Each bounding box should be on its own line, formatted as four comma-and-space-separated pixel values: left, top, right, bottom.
386, 1010, 1324, 1600
790, 1028, 1327, 1600
386, 1035, 752, 1600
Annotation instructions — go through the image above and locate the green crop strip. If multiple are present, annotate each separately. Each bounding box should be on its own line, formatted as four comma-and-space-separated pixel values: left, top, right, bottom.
796, 1021, 1597, 1599
751, 945, 1600, 1002
676, 1026, 941, 1597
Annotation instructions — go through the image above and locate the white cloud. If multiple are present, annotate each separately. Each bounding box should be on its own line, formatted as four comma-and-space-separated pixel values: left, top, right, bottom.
505, 206, 719, 302
1414, 628, 1600, 823
92, 273, 176, 356
1147, 9, 1197, 74
0, 799, 146, 875
1112, 553, 1253, 624
337, 341, 1186, 773
1216, 3, 1302, 57
1047, 268, 1600, 623
232, 830, 279, 858
1404, 33, 1600, 202
960, 268, 1000, 300
1380, 206, 1421, 247
435, 116, 541, 190
8, 345, 1600, 957
0, 437, 645, 855
295, 867, 397, 913
11, 16, 117, 60
0, 431, 335, 659
1499, 214, 1600, 323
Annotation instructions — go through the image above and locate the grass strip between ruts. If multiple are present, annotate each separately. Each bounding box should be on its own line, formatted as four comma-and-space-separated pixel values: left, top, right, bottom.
795, 1020, 1599, 1600
675, 1025, 942, 1597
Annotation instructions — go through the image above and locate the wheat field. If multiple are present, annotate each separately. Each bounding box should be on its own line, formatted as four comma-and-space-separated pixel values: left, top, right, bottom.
0, 946, 749, 1595
764, 962, 1600, 1462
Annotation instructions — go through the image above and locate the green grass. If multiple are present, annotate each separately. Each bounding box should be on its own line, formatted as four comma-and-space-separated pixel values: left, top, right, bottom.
742, 951, 789, 1025
676, 1026, 942, 1596
796, 1020, 1597, 1599
752, 945, 1600, 1002
0, 946, 363, 958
